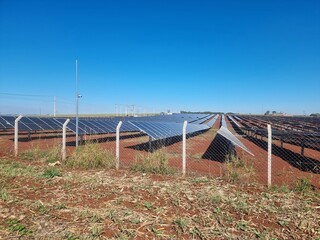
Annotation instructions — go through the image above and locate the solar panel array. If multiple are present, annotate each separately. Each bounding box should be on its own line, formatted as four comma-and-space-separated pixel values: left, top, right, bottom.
0, 114, 216, 140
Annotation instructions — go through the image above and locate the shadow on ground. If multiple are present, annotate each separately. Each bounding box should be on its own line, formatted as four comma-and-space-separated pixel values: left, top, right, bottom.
246, 136, 320, 174
67, 133, 146, 146
201, 134, 235, 162
127, 130, 208, 152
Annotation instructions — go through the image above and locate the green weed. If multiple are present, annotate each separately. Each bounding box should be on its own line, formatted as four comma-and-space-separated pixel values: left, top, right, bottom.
144, 201, 153, 210
54, 203, 67, 210
269, 184, 290, 193
0, 187, 10, 201
0, 162, 38, 178
42, 167, 62, 179
7, 219, 32, 237
90, 224, 104, 237
174, 217, 188, 233
34, 201, 49, 214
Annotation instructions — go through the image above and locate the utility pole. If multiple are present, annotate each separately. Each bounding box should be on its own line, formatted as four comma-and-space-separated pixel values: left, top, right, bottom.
54, 96, 56, 117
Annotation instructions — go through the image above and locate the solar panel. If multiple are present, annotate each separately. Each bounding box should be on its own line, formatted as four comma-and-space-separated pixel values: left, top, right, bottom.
0, 116, 15, 129
217, 126, 254, 156
121, 121, 140, 132
54, 118, 86, 135
81, 119, 106, 133
220, 115, 227, 128
21, 117, 47, 130
189, 114, 212, 124
227, 116, 241, 128
129, 121, 209, 140
41, 118, 63, 130
0, 116, 64, 131
50, 118, 139, 135
206, 115, 219, 128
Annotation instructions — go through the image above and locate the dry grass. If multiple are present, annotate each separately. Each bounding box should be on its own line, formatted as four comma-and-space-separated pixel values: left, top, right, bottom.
0, 153, 319, 239
65, 142, 115, 169
20, 144, 61, 163
222, 154, 255, 183
131, 148, 175, 175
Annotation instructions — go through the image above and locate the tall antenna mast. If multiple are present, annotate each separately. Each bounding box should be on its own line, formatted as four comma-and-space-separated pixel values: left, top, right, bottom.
76, 59, 79, 147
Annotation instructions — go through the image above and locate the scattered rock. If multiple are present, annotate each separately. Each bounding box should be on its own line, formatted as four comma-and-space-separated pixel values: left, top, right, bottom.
48, 161, 61, 166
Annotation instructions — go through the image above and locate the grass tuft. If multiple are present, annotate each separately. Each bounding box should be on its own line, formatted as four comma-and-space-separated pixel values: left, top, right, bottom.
294, 178, 314, 193
20, 144, 61, 163
20, 147, 46, 161
42, 167, 62, 179
222, 154, 255, 183
131, 148, 175, 175
66, 142, 115, 169
6, 219, 32, 237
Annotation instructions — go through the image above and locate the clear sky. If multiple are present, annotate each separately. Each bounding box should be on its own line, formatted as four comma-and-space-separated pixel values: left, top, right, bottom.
0, 0, 319, 115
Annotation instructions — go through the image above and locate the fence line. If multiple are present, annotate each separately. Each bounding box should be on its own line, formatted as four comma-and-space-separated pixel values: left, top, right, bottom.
7, 114, 320, 187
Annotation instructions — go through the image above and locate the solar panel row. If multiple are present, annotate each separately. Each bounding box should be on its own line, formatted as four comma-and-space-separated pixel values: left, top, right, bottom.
191, 114, 215, 124
216, 115, 254, 156
130, 121, 210, 140
220, 114, 228, 128
227, 115, 241, 128
0, 116, 64, 131
206, 115, 219, 128
0, 114, 214, 141
54, 118, 138, 135
124, 113, 211, 124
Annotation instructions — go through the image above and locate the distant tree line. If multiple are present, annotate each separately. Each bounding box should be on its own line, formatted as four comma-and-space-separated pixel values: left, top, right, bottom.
265, 110, 320, 117
264, 110, 279, 115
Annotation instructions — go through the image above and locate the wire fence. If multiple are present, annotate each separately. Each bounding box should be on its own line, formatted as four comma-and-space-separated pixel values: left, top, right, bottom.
111, 115, 319, 187
1, 114, 319, 188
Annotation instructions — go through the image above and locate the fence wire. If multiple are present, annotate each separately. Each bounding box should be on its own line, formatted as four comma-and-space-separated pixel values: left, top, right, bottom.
1, 114, 319, 188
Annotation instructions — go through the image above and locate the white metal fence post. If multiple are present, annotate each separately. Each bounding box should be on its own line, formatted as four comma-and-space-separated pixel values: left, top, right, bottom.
182, 121, 188, 176
267, 124, 272, 186
116, 121, 123, 170
62, 119, 70, 160
14, 115, 23, 157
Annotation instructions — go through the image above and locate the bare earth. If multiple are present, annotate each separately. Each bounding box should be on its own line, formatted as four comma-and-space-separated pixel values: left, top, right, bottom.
0, 156, 319, 239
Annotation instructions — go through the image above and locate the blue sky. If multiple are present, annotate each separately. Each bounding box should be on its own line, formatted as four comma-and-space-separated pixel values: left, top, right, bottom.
0, 0, 319, 115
